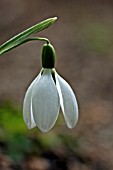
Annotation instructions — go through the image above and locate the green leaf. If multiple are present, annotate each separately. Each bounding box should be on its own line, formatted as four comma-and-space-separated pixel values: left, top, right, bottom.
0, 17, 57, 55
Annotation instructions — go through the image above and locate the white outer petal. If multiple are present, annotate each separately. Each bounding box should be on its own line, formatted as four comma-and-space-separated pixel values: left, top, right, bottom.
23, 70, 42, 129
32, 69, 60, 133
55, 71, 78, 128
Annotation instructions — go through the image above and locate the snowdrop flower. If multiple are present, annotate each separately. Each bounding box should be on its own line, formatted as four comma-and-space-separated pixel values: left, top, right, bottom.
23, 43, 78, 132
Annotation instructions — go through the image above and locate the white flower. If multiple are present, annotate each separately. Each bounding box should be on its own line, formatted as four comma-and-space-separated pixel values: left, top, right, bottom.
23, 68, 78, 132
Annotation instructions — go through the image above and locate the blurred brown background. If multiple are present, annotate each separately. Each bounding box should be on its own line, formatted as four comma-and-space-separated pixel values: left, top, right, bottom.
0, 0, 113, 170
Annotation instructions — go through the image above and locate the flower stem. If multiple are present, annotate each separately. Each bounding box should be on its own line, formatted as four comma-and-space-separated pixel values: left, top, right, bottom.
23, 37, 50, 44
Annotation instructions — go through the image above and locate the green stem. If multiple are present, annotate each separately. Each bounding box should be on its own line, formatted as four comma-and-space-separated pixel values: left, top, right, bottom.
0, 37, 50, 55
23, 37, 50, 44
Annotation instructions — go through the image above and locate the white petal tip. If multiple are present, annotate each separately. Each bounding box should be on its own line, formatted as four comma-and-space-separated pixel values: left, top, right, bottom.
38, 127, 52, 133
66, 116, 78, 129
24, 121, 36, 129
67, 123, 76, 129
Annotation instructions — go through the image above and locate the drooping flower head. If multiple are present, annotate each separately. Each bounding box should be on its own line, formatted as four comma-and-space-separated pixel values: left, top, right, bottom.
23, 43, 78, 132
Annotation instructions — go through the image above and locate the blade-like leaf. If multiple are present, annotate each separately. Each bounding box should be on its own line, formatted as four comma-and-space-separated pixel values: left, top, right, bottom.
0, 17, 57, 55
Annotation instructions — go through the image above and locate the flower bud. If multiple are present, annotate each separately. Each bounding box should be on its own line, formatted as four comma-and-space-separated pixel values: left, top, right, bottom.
42, 43, 56, 68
